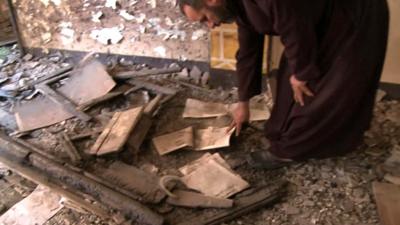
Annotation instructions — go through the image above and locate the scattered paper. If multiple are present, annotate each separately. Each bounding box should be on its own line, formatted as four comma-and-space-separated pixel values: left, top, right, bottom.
134, 13, 146, 23
152, 127, 194, 155
180, 153, 232, 175
90, 27, 123, 45
192, 29, 207, 41
148, 0, 156, 8
40, 0, 61, 7
60, 27, 74, 45
194, 126, 235, 151
154, 46, 167, 57
226, 94, 271, 121
41, 32, 52, 44
92, 11, 103, 23
0, 186, 63, 225
226, 103, 270, 121
105, 0, 118, 9
180, 154, 249, 198
183, 98, 228, 118
119, 10, 134, 21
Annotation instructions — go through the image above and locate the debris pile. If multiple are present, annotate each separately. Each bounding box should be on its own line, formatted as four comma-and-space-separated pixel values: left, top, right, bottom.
1, 47, 398, 225
0, 47, 282, 225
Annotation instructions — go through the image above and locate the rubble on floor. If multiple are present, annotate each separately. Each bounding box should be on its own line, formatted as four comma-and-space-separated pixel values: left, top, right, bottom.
0, 185, 63, 225
0, 46, 281, 225
0, 46, 399, 225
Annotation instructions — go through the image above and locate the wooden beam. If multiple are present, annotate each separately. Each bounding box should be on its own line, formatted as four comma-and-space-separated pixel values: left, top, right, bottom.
0, 132, 164, 225
0, 151, 110, 219
175, 181, 287, 225
114, 67, 182, 79
126, 79, 177, 95
77, 92, 123, 111
57, 133, 82, 164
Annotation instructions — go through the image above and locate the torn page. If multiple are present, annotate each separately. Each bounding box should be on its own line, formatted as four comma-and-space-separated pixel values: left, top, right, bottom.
152, 127, 194, 155
226, 94, 271, 121
183, 98, 228, 118
194, 126, 235, 151
226, 103, 270, 122
181, 159, 249, 199
179, 153, 232, 175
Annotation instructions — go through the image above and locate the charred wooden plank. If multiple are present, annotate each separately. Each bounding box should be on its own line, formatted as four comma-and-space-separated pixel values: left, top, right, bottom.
127, 95, 163, 152
127, 79, 177, 95
57, 133, 82, 163
0, 132, 164, 225
175, 181, 287, 225
77, 92, 123, 111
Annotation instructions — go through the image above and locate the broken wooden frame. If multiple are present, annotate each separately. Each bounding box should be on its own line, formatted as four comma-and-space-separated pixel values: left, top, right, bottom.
127, 94, 164, 153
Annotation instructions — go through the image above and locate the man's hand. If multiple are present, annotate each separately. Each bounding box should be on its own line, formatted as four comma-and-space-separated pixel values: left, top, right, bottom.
290, 75, 314, 106
227, 101, 250, 136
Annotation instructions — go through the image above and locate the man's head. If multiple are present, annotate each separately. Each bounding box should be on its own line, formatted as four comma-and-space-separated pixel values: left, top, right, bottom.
178, 0, 236, 28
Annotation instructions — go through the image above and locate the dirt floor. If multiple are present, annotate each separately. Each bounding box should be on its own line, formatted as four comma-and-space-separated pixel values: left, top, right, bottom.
0, 46, 399, 225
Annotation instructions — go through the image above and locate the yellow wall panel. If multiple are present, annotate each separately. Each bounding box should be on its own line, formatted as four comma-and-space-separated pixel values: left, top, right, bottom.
223, 32, 239, 60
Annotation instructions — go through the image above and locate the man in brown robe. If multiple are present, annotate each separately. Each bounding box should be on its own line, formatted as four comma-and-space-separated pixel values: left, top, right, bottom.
179, 0, 389, 167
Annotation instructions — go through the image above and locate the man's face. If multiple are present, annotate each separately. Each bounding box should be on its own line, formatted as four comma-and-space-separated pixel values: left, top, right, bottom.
182, 0, 235, 29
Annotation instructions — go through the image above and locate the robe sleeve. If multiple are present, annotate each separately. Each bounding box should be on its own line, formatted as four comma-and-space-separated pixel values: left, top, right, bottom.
271, 0, 320, 81
236, 21, 265, 101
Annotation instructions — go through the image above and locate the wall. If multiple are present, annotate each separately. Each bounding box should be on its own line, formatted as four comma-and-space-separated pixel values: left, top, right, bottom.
13, 0, 210, 63
381, 0, 400, 84
0, 0, 15, 44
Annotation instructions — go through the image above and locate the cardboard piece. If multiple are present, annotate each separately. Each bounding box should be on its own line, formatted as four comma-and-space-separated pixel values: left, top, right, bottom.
152, 127, 194, 155
194, 127, 235, 151
91, 107, 143, 155
57, 60, 116, 105
15, 95, 74, 132
167, 190, 234, 208
182, 98, 228, 118
180, 154, 249, 199
373, 182, 400, 225
36, 83, 91, 122
0, 185, 63, 225
14, 61, 116, 132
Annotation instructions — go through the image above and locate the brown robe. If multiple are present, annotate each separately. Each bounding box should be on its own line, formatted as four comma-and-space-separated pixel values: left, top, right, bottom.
234, 0, 389, 160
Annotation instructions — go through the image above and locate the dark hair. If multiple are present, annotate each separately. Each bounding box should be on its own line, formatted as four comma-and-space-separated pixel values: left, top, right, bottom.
177, 0, 204, 13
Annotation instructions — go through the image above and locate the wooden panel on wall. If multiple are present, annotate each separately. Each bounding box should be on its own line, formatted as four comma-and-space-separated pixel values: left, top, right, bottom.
381, 0, 400, 84
210, 23, 271, 72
